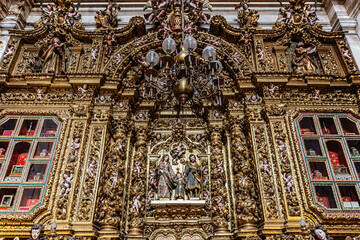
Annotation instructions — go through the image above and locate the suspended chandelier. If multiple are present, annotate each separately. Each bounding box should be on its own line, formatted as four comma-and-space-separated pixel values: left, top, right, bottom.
141, 36, 224, 117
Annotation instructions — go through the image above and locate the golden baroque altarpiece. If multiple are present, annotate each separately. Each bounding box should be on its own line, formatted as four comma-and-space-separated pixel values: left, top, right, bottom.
0, 0, 360, 239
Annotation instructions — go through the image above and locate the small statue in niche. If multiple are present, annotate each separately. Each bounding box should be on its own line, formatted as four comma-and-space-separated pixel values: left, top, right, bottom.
0, 148, 5, 157
292, 41, 318, 75
30, 224, 47, 240
95, 0, 120, 28
308, 148, 316, 156
33, 172, 43, 181
174, 170, 186, 200
351, 147, 359, 155
41, 37, 67, 74
312, 170, 323, 179
39, 149, 49, 157
184, 154, 201, 199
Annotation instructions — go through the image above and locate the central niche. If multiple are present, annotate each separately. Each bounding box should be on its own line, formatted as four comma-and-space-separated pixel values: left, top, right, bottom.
147, 119, 209, 202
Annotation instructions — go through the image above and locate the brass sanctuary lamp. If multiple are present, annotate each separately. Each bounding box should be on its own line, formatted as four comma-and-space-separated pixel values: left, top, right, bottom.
142, 35, 223, 117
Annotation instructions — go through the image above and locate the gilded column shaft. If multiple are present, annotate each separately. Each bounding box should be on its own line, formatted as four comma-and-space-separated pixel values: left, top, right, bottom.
127, 126, 148, 238
208, 126, 230, 234
228, 117, 259, 231
97, 120, 129, 233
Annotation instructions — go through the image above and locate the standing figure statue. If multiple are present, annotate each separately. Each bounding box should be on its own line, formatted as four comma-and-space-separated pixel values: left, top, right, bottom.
184, 154, 201, 199
95, 0, 121, 28
41, 37, 66, 74
155, 154, 175, 199
292, 41, 317, 74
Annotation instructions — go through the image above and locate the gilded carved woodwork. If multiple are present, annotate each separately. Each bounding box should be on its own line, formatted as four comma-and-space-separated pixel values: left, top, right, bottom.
1, 0, 360, 238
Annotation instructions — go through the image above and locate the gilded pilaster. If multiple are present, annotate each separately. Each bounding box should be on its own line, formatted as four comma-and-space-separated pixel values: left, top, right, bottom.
245, 103, 284, 236
265, 106, 302, 233
126, 124, 149, 239
208, 124, 231, 239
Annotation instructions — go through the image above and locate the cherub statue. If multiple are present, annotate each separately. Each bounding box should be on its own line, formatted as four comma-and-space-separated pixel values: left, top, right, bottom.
78, 84, 88, 99
91, 48, 97, 60
104, 33, 116, 56
217, 159, 224, 174
283, 173, 295, 193
161, 22, 173, 39
132, 194, 141, 213
40, 4, 55, 25
115, 53, 124, 64
241, 32, 252, 57
261, 160, 271, 176
30, 224, 47, 240
170, 142, 186, 165
138, 55, 149, 67
65, 5, 79, 27
231, 51, 242, 64
60, 173, 73, 195
303, 4, 317, 25
277, 6, 292, 25
110, 171, 118, 188
87, 160, 96, 177
256, 45, 264, 61
135, 37, 146, 47
133, 161, 142, 178
3, 46, 14, 58
342, 48, 352, 59
268, 83, 279, 97
278, 140, 287, 159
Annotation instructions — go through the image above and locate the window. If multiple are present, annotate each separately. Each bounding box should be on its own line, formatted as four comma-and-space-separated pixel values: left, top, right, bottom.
0, 116, 61, 213
296, 113, 360, 212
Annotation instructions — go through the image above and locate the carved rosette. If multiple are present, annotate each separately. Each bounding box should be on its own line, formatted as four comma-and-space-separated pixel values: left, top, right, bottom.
228, 117, 259, 226
208, 126, 230, 233
127, 127, 148, 237
97, 120, 129, 231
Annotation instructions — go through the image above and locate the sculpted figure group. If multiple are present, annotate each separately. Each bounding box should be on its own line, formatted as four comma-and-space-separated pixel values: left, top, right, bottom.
154, 153, 201, 200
